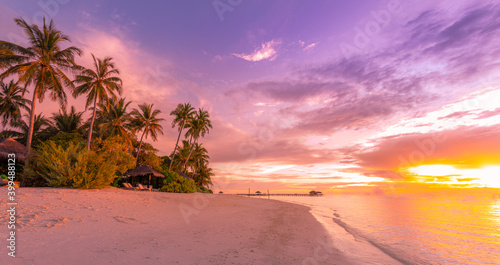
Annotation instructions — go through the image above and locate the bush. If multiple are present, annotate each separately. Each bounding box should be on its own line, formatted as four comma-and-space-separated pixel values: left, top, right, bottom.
1, 174, 7, 180
197, 186, 213, 193
46, 132, 85, 148
27, 139, 135, 189
159, 171, 197, 193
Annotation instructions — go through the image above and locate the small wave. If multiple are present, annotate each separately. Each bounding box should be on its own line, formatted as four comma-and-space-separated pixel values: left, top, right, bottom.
332, 216, 419, 265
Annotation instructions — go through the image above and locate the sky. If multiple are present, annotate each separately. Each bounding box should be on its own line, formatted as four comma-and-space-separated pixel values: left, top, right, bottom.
1, 0, 500, 194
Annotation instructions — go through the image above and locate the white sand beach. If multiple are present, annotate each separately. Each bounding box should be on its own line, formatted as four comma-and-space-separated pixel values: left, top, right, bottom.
1, 188, 350, 264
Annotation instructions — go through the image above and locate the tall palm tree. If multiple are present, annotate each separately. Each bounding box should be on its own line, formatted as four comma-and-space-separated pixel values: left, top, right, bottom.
169, 103, 195, 170
73, 55, 122, 150
170, 140, 192, 172
131, 103, 165, 163
0, 80, 31, 126
182, 108, 212, 172
49, 106, 83, 133
95, 97, 133, 147
1, 114, 50, 145
0, 18, 82, 186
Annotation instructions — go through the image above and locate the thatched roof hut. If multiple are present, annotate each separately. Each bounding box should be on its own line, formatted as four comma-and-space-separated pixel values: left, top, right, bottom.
0, 138, 28, 162
123, 165, 165, 188
123, 165, 165, 178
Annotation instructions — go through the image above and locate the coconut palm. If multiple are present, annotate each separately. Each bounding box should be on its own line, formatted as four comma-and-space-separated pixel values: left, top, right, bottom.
0, 80, 31, 126
169, 140, 191, 173
1, 114, 50, 145
48, 106, 83, 134
0, 18, 82, 155
130, 103, 165, 163
169, 103, 195, 170
73, 55, 122, 150
182, 108, 212, 172
94, 97, 133, 147
184, 142, 213, 187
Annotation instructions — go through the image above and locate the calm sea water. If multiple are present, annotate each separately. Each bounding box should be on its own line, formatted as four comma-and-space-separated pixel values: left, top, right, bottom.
272, 194, 500, 265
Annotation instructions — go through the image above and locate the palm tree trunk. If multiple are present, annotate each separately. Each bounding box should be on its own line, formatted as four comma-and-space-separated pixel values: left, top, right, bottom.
87, 95, 97, 150
183, 138, 197, 173
135, 127, 146, 164
22, 87, 38, 187
169, 121, 183, 171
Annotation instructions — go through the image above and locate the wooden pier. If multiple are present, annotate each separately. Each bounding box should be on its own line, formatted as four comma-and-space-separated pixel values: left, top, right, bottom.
236, 193, 322, 197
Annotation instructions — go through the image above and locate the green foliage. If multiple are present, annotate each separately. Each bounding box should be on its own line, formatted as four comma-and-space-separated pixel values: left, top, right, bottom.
197, 186, 213, 193
159, 170, 197, 193
134, 141, 161, 171
160, 156, 171, 172
27, 137, 135, 189
1, 174, 7, 180
97, 136, 136, 175
46, 132, 85, 149
111, 176, 122, 188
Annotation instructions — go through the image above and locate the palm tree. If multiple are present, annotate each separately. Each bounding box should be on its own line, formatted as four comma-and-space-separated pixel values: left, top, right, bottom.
182, 108, 212, 172
73, 55, 122, 150
0, 80, 31, 127
130, 103, 165, 163
170, 140, 191, 173
169, 103, 195, 170
1, 114, 50, 145
181, 142, 213, 187
195, 166, 214, 188
0, 18, 82, 186
95, 97, 133, 147
48, 106, 83, 133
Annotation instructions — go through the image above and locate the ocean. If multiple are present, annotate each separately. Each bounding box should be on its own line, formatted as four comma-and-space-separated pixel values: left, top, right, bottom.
271, 193, 500, 265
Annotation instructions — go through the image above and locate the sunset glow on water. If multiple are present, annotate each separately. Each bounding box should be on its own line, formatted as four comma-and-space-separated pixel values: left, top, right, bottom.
273, 194, 500, 264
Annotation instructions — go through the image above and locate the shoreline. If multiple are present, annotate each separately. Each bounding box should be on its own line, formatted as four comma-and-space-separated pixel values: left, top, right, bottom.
1, 187, 351, 264
268, 196, 403, 265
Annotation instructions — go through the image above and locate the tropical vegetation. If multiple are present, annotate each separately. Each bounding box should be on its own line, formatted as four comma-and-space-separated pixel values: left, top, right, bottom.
0, 17, 214, 191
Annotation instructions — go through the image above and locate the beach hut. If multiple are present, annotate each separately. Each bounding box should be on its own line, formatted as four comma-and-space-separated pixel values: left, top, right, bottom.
0, 138, 28, 162
309, 190, 323, 196
123, 165, 165, 189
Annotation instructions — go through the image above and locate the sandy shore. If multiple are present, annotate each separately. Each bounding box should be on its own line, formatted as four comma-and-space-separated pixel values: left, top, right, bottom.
1, 188, 350, 264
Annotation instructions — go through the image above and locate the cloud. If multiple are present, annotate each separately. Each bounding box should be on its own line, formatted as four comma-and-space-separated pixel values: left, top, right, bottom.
205, 119, 337, 165
245, 80, 352, 103
351, 124, 500, 177
226, 3, 500, 138
72, 26, 192, 106
232, 40, 281, 62
303, 42, 318, 51
476, 108, 500, 119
